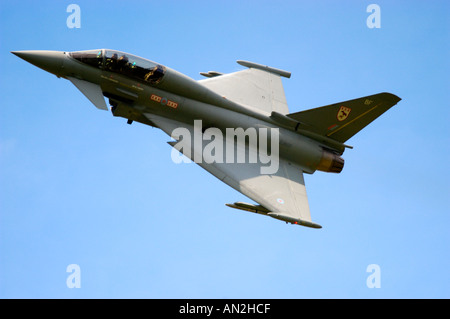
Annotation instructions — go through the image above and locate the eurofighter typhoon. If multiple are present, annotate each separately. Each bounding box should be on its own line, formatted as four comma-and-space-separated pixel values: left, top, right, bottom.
12, 49, 401, 228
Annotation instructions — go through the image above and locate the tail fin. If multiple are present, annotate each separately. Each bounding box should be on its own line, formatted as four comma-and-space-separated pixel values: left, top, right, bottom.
287, 93, 401, 143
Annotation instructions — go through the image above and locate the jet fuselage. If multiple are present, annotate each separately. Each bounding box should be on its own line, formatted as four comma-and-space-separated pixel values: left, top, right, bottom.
14, 49, 340, 175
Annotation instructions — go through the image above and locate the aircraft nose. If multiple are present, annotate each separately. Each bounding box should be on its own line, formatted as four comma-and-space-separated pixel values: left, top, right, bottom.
12, 50, 65, 76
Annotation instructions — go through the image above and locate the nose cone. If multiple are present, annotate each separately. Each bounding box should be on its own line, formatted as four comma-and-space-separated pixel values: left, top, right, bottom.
12, 50, 65, 76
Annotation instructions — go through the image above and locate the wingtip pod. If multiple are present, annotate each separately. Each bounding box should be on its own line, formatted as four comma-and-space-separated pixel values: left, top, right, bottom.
268, 213, 322, 229
226, 203, 321, 228
237, 60, 291, 78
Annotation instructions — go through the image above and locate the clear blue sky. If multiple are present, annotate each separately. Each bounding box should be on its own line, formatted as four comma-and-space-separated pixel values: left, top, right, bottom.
1, 0, 449, 298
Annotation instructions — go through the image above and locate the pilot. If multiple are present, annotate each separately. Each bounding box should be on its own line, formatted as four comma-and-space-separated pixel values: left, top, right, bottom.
144, 65, 165, 84
106, 53, 119, 71
118, 55, 129, 71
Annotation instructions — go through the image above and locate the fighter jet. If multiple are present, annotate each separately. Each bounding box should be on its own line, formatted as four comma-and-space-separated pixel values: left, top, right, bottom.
12, 49, 401, 228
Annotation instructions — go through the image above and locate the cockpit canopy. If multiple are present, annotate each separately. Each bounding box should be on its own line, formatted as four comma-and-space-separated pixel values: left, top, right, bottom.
69, 49, 165, 85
